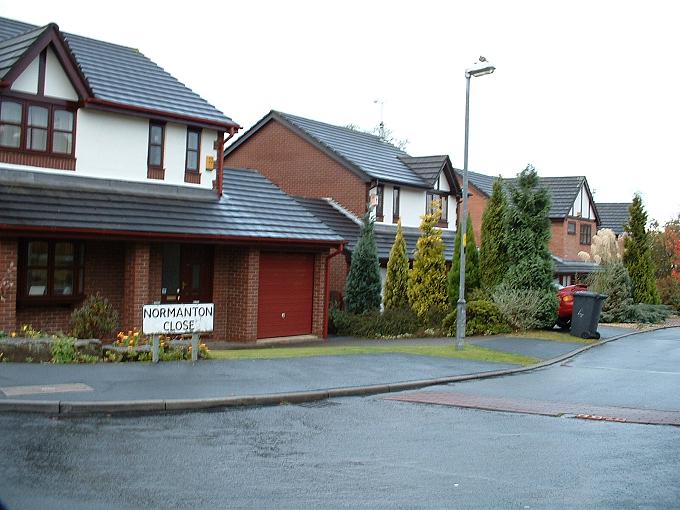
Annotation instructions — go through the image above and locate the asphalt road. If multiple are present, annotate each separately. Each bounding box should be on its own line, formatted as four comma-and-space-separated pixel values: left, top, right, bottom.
0, 328, 678, 509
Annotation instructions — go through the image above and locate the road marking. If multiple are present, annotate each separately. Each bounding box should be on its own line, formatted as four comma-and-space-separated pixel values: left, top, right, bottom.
0, 383, 94, 396
572, 365, 680, 375
386, 391, 680, 426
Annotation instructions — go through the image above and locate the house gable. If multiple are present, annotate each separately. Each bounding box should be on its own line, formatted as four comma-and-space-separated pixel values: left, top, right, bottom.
0, 23, 90, 99
224, 118, 369, 217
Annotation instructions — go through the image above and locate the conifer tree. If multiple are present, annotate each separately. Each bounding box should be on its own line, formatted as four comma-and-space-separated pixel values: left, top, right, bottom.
479, 178, 509, 291
344, 212, 382, 313
447, 216, 480, 306
408, 201, 448, 320
384, 220, 410, 310
623, 194, 660, 304
501, 165, 557, 327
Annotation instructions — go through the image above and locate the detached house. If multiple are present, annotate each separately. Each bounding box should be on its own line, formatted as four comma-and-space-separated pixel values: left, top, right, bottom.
0, 18, 343, 341
454, 170, 601, 285
223, 111, 460, 302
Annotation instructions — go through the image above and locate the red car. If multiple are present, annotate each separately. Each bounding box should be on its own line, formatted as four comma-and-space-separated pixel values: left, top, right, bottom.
555, 283, 588, 329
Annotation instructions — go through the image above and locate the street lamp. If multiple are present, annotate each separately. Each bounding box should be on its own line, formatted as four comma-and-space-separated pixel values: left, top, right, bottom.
456, 58, 495, 350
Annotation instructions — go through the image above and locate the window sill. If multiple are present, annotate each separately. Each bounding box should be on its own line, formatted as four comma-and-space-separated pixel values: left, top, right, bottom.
147, 167, 165, 180
184, 171, 201, 184
17, 295, 84, 307
0, 149, 76, 171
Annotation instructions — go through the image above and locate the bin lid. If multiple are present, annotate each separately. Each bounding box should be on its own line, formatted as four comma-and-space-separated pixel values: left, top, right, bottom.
574, 291, 608, 299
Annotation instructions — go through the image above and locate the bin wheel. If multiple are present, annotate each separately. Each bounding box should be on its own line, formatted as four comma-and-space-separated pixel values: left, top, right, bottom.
581, 332, 590, 339
593, 332, 601, 340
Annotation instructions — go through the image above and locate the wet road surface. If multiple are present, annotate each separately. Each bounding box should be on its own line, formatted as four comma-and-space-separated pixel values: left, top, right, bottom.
1, 328, 678, 509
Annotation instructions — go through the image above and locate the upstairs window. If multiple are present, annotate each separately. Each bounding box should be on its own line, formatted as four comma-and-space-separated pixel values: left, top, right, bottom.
426, 192, 448, 227
580, 224, 592, 245
0, 101, 22, 148
27, 105, 48, 151
0, 99, 75, 156
147, 122, 165, 179
185, 129, 201, 172
374, 185, 384, 221
53, 110, 74, 154
184, 128, 201, 183
392, 187, 400, 222
567, 221, 576, 235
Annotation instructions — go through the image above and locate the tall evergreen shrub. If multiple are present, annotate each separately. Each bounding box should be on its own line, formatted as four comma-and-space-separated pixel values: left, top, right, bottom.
384, 220, 410, 310
408, 201, 448, 321
345, 212, 382, 313
447, 216, 480, 306
479, 178, 509, 291
500, 165, 557, 328
623, 194, 661, 304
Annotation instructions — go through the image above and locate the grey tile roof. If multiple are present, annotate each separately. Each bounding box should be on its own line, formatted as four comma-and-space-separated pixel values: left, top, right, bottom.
456, 169, 597, 221
293, 196, 456, 261
293, 197, 361, 252
596, 203, 631, 235
504, 175, 587, 220
0, 24, 47, 79
456, 169, 499, 197
398, 155, 448, 185
0, 17, 236, 128
552, 256, 602, 274
0, 167, 342, 244
227, 111, 430, 188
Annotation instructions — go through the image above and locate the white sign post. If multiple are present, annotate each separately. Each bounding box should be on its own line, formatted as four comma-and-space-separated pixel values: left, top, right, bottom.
142, 303, 214, 363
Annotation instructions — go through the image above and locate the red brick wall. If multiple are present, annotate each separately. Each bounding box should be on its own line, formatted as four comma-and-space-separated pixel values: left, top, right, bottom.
148, 244, 163, 304
550, 219, 597, 260
311, 252, 327, 336
466, 187, 489, 246
219, 247, 259, 342
0, 238, 18, 333
122, 243, 150, 331
453, 177, 488, 246
225, 120, 369, 217
328, 253, 349, 305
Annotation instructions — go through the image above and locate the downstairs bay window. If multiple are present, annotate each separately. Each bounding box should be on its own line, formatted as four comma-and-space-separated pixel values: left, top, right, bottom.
19, 240, 84, 303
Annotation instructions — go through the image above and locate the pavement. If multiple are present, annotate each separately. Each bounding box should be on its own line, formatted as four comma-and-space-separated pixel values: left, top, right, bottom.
0, 325, 647, 414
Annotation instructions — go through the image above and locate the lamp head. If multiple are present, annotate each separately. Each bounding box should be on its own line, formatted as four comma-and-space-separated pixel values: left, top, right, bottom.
465, 60, 496, 78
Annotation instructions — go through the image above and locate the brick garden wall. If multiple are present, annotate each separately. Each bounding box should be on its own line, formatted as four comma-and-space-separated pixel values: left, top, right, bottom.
225, 120, 369, 217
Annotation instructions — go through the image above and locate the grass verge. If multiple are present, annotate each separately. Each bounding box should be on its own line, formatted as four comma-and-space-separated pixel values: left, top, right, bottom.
510, 329, 597, 344
208, 344, 539, 366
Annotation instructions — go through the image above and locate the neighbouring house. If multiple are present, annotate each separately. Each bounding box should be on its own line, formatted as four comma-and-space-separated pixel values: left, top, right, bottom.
0, 17, 343, 341
596, 202, 631, 237
223, 110, 460, 302
454, 170, 602, 285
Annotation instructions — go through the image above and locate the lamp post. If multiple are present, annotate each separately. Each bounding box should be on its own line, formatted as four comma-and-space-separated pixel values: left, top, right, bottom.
456, 59, 495, 350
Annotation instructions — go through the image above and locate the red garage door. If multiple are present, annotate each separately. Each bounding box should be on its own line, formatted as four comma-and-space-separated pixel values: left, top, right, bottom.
258, 252, 315, 339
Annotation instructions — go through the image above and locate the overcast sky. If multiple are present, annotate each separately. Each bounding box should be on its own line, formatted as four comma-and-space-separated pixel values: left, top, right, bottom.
2, 0, 678, 224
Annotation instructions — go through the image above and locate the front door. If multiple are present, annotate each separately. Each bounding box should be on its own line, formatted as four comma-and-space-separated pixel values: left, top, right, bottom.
179, 245, 213, 303
161, 244, 213, 304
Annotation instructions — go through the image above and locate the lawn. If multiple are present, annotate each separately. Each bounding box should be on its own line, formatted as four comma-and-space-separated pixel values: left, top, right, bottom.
510, 329, 598, 344
208, 343, 539, 366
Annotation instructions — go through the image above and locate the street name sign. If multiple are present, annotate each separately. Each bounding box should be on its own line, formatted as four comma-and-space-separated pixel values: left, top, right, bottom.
142, 303, 214, 335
